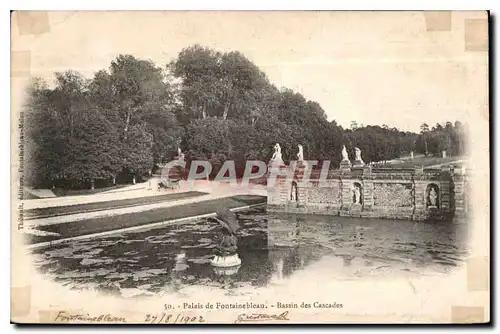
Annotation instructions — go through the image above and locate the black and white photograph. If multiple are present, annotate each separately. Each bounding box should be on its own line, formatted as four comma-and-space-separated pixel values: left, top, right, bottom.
10, 10, 490, 324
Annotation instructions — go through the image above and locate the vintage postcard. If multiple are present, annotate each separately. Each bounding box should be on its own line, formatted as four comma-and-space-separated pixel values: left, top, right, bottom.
10, 10, 490, 324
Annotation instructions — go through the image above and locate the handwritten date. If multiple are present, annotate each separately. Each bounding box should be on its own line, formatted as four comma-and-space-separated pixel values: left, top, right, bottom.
144, 313, 205, 324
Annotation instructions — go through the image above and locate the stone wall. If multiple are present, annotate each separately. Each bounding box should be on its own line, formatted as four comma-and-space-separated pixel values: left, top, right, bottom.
266, 163, 464, 222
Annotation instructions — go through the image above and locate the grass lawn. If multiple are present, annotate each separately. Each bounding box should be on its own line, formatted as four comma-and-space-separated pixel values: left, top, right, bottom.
25, 191, 207, 220
51, 184, 131, 197
23, 191, 41, 200
25, 195, 266, 245
373, 156, 465, 169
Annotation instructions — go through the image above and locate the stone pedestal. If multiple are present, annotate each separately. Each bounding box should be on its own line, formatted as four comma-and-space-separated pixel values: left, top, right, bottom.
294, 163, 308, 206
267, 164, 290, 207
440, 166, 452, 211
340, 159, 352, 173
412, 180, 427, 220
340, 179, 353, 209
211, 254, 242, 267
212, 264, 241, 276
351, 203, 362, 212
294, 163, 306, 180
452, 166, 467, 217
353, 159, 365, 168
362, 166, 374, 209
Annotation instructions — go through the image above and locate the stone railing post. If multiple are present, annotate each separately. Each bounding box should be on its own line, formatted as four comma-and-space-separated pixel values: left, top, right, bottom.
452, 166, 466, 218
413, 167, 426, 220
340, 177, 352, 210
266, 163, 290, 207
340, 159, 352, 173
362, 166, 373, 209
294, 162, 308, 206
440, 166, 452, 211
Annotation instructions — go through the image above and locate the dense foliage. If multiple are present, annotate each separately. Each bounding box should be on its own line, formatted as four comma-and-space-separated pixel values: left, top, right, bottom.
23, 46, 467, 189
414, 122, 468, 157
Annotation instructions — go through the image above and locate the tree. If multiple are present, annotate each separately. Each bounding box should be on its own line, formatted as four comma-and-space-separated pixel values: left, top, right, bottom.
170, 46, 275, 123
26, 46, 463, 192
122, 123, 154, 181
169, 45, 222, 120
415, 121, 466, 157
90, 54, 179, 164
24, 78, 64, 187
184, 118, 233, 160
62, 109, 121, 188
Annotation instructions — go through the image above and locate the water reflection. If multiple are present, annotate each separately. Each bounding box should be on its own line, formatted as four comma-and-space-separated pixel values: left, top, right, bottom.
31, 207, 469, 297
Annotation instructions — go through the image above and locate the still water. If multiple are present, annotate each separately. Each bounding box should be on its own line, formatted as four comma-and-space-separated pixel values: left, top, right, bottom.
31, 207, 469, 297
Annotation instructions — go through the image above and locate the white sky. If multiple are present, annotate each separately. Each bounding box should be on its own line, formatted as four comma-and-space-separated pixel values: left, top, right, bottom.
12, 11, 488, 132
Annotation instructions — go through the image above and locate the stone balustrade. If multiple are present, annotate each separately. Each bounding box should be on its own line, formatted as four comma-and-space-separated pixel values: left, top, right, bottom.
266, 162, 468, 222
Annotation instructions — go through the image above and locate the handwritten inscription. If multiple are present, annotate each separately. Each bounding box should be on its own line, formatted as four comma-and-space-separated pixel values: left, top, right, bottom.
144, 312, 205, 324
52, 301, 342, 324
235, 311, 290, 323
54, 311, 126, 323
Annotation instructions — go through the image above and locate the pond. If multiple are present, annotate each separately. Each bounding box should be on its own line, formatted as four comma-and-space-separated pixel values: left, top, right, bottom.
31, 207, 469, 298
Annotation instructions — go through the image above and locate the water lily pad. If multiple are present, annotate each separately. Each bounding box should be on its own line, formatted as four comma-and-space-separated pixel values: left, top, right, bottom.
173, 263, 189, 272
116, 258, 139, 263
198, 238, 212, 243
123, 251, 139, 256
80, 258, 114, 266
149, 238, 179, 244
70, 248, 104, 259
187, 257, 213, 264
106, 272, 133, 280
181, 243, 211, 249
136, 283, 153, 290
120, 288, 155, 298
132, 269, 165, 281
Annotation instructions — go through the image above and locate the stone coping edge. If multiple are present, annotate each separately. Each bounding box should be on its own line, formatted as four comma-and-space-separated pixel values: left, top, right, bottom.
25, 202, 266, 251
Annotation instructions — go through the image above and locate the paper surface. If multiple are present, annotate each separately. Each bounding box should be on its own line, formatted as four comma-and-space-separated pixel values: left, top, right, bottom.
10, 10, 490, 324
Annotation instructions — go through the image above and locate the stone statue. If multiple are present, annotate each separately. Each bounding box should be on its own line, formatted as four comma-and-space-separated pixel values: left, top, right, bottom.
290, 182, 298, 201
429, 187, 438, 207
177, 147, 185, 162
354, 147, 365, 166
270, 143, 284, 165
353, 185, 361, 204
355, 147, 362, 161
341, 145, 349, 161
208, 207, 242, 267
297, 144, 304, 162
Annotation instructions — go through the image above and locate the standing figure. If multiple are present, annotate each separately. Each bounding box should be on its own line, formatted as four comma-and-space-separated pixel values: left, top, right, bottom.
177, 147, 185, 162
270, 143, 284, 165
341, 145, 349, 161
290, 181, 298, 201
353, 186, 361, 204
428, 187, 438, 207
297, 144, 304, 162
354, 147, 365, 166
354, 147, 362, 161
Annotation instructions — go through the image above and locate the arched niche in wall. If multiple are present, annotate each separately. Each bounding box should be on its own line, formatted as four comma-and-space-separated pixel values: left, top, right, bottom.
426, 183, 440, 209
290, 181, 298, 202
352, 182, 363, 205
